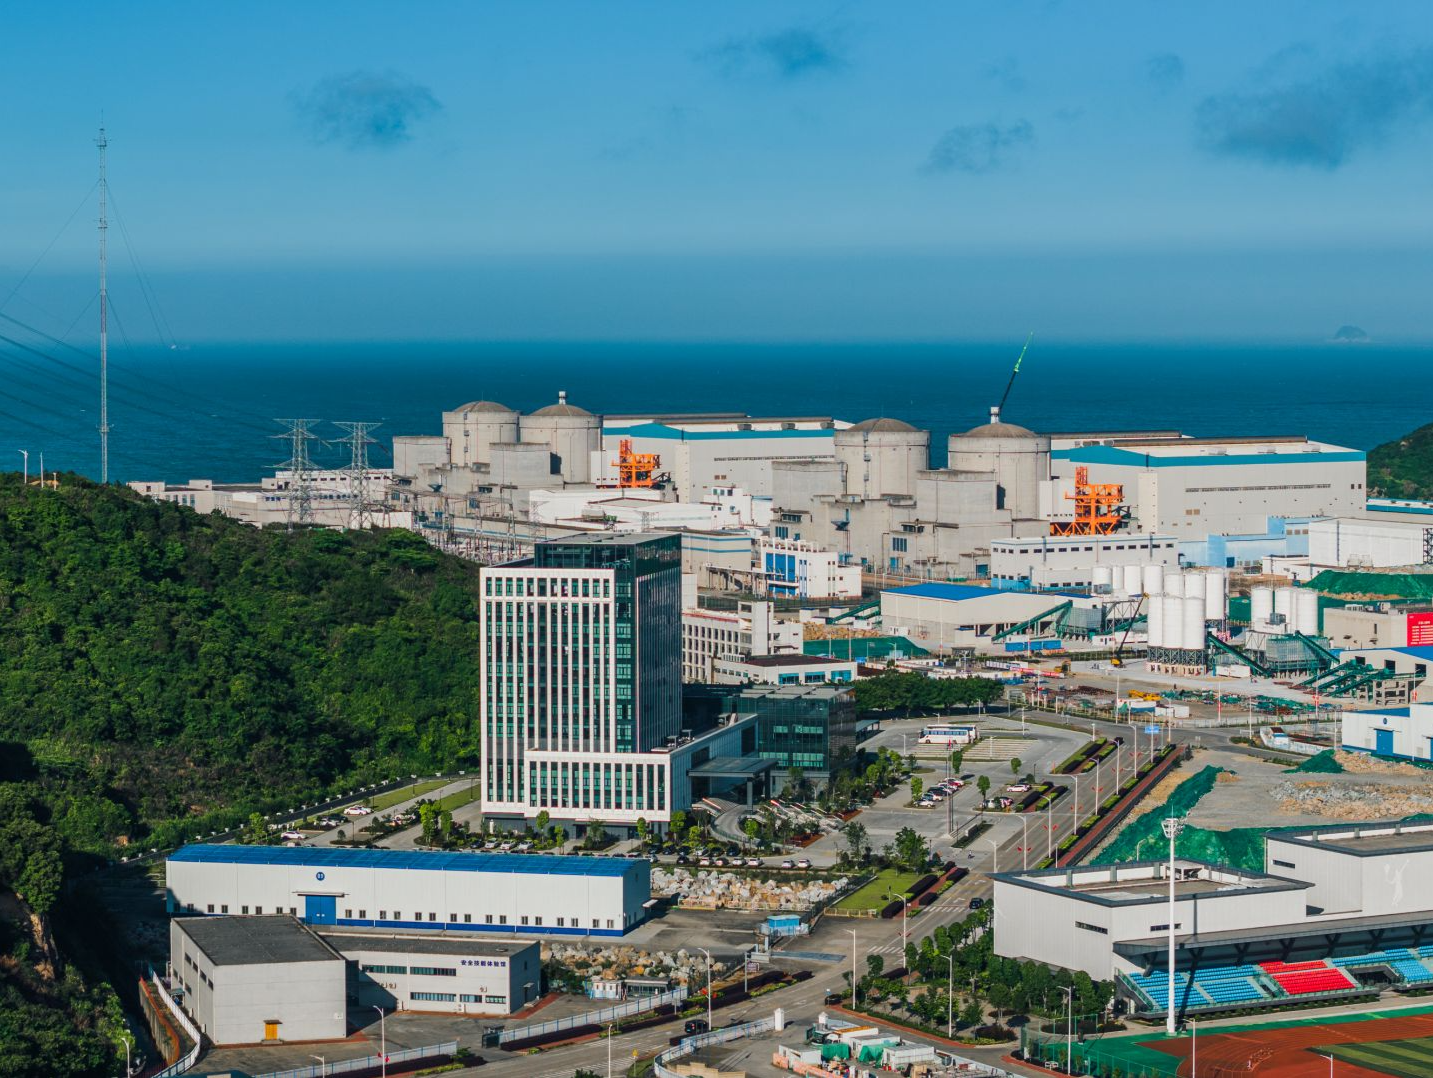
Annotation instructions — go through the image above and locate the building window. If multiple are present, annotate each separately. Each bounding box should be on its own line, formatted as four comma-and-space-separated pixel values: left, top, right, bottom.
450, 914, 458, 923
344, 909, 351, 919
486, 915, 494, 924
411, 967, 457, 977
464, 914, 472, 923
534, 917, 542, 926
243, 906, 250, 915
411, 992, 457, 1003
221, 905, 228, 914
557, 917, 565, 927
362, 964, 409, 975
380, 911, 387, 920
485, 995, 508, 1004
358, 910, 365, 919
254, 906, 262, 915
460, 994, 481, 1003
1075, 921, 1108, 935
207, 904, 214, 913
429, 912, 437, 922
1150, 923, 1182, 932
1272, 859, 1295, 869
892, 537, 908, 552
521, 916, 529, 925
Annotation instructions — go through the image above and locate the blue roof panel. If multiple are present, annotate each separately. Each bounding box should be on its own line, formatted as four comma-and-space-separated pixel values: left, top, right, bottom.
168, 844, 638, 877
889, 583, 1005, 601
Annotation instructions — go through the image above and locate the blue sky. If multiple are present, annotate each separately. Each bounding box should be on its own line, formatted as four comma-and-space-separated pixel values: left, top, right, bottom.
4, 1, 1433, 341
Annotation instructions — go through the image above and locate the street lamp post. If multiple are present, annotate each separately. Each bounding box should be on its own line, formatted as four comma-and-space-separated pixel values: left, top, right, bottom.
607, 1022, 615, 1078
1163, 816, 1186, 1037
311, 1056, 327, 1078
698, 947, 713, 1030
1191, 1016, 1197, 1078
18, 450, 27, 486
947, 952, 955, 1038
1059, 985, 1074, 1075
120, 1032, 132, 1077
373, 1005, 386, 1078
848, 929, 859, 1008
1319, 1052, 1334, 1077
985, 837, 999, 873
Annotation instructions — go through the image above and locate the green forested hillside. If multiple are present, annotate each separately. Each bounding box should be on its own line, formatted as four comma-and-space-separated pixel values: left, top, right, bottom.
0, 476, 483, 1074
1368, 420, 1433, 499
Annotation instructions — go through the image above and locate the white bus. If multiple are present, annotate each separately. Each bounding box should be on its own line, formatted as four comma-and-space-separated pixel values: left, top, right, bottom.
917, 724, 978, 746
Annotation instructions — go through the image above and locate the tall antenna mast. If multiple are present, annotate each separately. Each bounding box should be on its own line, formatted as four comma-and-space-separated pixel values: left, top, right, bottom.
334, 421, 381, 529
273, 419, 320, 529
97, 125, 110, 483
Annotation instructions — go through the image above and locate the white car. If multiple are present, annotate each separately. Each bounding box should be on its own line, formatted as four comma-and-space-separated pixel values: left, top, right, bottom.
499, 841, 515, 851
796, 858, 811, 869
780, 859, 795, 869
343, 805, 372, 817
1006, 783, 1032, 793
280, 830, 304, 841
517, 841, 533, 852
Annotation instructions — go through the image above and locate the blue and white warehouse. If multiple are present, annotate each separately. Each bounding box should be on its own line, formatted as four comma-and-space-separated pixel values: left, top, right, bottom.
166, 845, 652, 937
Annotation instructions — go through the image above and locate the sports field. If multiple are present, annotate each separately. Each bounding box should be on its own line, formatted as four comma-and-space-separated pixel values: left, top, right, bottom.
1322, 1035, 1433, 1078
1028, 1003, 1433, 1077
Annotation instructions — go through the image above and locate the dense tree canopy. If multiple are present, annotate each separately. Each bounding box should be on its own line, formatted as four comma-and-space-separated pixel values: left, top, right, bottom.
1368, 420, 1433, 500
852, 671, 1003, 715
0, 475, 488, 1074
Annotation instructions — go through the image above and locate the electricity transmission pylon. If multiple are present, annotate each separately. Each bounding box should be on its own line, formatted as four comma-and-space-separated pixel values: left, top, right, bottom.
333, 421, 382, 530
273, 419, 320, 528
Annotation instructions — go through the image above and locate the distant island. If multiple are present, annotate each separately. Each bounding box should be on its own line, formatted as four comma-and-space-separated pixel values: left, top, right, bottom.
1331, 324, 1370, 343
1369, 420, 1433, 500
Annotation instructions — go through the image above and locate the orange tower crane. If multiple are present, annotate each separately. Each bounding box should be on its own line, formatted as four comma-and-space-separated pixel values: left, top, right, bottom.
1050, 466, 1124, 535
615, 438, 661, 488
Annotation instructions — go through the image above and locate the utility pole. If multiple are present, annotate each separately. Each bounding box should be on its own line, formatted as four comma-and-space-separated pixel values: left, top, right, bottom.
97, 126, 110, 484
273, 419, 320, 528
334, 421, 381, 529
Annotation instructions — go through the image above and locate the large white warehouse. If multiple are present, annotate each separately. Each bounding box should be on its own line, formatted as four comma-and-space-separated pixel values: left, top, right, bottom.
166, 846, 651, 938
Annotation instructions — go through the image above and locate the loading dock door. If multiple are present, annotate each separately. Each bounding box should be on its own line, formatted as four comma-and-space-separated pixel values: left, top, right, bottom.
263, 1020, 279, 1040
1375, 728, 1395, 756
304, 894, 336, 924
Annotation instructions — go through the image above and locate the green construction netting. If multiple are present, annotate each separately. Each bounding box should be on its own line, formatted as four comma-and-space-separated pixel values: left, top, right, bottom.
1093, 766, 1223, 865
804, 636, 931, 661
857, 1040, 900, 1062
820, 1042, 851, 1061
1286, 749, 1345, 773
1304, 570, 1433, 599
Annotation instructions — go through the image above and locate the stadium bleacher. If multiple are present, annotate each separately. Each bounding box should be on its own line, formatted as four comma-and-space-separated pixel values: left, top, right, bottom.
1259, 960, 1357, 996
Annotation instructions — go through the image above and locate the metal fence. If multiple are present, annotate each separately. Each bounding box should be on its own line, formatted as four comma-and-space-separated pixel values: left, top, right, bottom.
654, 1016, 776, 1078
250, 1041, 458, 1078
146, 971, 202, 1078
497, 985, 688, 1044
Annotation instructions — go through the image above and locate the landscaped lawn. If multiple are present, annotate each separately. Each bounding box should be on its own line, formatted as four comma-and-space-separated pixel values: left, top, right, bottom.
431, 784, 479, 812
370, 778, 448, 811
832, 868, 922, 912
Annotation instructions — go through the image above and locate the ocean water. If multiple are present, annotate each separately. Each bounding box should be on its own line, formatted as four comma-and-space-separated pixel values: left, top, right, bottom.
9, 340, 1432, 484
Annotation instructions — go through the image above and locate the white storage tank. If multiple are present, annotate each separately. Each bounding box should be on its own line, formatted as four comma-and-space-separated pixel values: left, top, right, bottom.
1273, 587, 1295, 629
1164, 571, 1186, 597
1093, 566, 1114, 592
1123, 564, 1144, 595
1203, 570, 1227, 621
1147, 592, 1164, 647
1161, 595, 1183, 649
1295, 588, 1320, 635
1251, 586, 1274, 628
1142, 564, 1163, 596
1181, 595, 1206, 652
1185, 573, 1207, 601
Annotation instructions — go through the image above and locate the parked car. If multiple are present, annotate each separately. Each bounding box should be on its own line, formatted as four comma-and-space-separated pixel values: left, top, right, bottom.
780, 859, 795, 869
684, 1019, 709, 1035
483, 839, 498, 850
516, 841, 533, 852
675, 853, 690, 865
746, 857, 762, 868
317, 817, 341, 828
796, 858, 811, 869
342, 805, 372, 816
1006, 783, 1032, 793
968, 897, 986, 909
699, 857, 713, 867
499, 841, 515, 851
280, 830, 304, 841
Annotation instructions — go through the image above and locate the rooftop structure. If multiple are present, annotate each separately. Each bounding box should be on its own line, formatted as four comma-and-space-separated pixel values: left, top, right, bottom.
175, 914, 341, 966
168, 843, 635, 877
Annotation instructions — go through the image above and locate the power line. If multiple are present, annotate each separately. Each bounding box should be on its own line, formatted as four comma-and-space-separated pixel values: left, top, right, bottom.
0, 180, 99, 318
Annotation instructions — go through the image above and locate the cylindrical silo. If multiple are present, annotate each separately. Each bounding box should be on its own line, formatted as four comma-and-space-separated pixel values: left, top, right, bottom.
1273, 587, 1295, 629
1182, 595, 1205, 653
1251, 586, 1274, 628
1185, 573, 1206, 602
1204, 570, 1227, 621
1147, 592, 1164, 647
1295, 589, 1320, 635
1093, 566, 1114, 593
1142, 564, 1163, 596
1123, 564, 1143, 595
1161, 595, 1183, 649
1164, 571, 1186, 597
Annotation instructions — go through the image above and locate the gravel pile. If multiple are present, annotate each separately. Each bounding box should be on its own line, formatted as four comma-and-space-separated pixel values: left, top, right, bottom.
1273, 779, 1433, 819
651, 867, 846, 910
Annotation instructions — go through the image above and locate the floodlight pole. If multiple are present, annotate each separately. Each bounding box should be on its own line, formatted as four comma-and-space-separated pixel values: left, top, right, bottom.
1163, 815, 1186, 1036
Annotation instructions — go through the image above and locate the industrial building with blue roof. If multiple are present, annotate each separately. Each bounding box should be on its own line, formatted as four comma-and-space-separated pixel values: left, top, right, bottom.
166, 844, 651, 937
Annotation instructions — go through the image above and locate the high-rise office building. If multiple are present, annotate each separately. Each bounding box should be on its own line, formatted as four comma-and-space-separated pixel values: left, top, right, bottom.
479, 533, 687, 828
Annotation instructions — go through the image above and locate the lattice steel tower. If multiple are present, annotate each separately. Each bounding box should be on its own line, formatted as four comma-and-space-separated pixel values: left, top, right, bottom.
334, 421, 382, 529
273, 419, 320, 528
